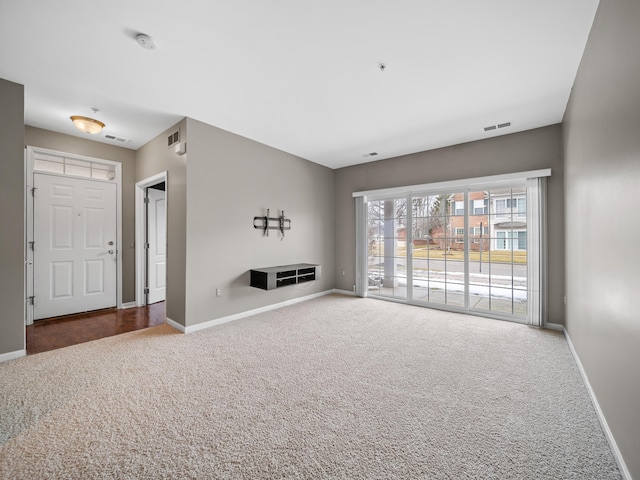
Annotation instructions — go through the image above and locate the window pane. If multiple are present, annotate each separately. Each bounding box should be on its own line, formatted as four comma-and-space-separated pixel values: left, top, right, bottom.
34, 153, 63, 164
65, 164, 91, 177
491, 289, 513, 314
91, 163, 116, 181
427, 262, 446, 305
468, 192, 489, 256
518, 231, 527, 250
514, 286, 528, 316
446, 282, 465, 307
34, 159, 64, 174
64, 158, 89, 167
91, 169, 114, 180
367, 198, 407, 301
412, 195, 443, 245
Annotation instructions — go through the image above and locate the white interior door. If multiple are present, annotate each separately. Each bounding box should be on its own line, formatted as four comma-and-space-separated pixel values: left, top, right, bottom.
33, 173, 117, 319
146, 187, 166, 304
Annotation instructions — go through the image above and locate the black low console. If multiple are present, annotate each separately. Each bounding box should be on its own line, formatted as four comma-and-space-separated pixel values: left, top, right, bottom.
250, 263, 320, 290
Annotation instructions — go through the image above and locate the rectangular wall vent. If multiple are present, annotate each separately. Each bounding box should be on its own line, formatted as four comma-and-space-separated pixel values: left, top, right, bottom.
497, 122, 512, 129
484, 125, 497, 132
167, 130, 180, 148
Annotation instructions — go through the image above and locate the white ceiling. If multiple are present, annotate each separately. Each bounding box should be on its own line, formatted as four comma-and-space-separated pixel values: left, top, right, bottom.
0, 0, 599, 169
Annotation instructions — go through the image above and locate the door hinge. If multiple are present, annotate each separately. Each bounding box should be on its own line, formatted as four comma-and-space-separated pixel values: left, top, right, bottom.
31, 187, 37, 197
28, 296, 35, 305
144, 287, 149, 294
29, 241, 35, 251
144, 197, 150, 204
144, 243, 150, 249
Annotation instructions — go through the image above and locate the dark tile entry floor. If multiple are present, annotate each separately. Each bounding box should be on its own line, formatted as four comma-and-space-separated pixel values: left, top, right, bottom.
26, 302, 166, 355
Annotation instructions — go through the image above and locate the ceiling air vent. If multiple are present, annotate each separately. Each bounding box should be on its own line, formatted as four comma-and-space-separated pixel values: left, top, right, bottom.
104, 133, 130, 143
484, 122, 511, 132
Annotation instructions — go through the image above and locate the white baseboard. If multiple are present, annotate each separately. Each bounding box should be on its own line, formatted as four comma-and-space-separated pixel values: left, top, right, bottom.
333, 289, 356, 296
0, 349, 26, 363
563, 328, 631, 480
184, 289, 337, 334
165, 317, 185, 333
545, 322, 563, 332
121, 302, 137, 309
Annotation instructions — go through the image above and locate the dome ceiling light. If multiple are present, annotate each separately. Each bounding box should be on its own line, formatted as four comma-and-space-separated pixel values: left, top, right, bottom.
70, 115, 105, 134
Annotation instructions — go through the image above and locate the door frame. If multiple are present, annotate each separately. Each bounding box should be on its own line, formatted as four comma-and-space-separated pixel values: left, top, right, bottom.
135, 171, 168, 307
25, 146, 123, 325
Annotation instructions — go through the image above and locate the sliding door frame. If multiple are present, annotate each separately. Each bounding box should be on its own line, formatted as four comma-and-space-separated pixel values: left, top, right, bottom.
354, 169, 550, 326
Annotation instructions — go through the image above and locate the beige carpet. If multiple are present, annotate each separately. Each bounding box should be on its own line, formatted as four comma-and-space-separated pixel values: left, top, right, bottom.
0, 294, 621, 479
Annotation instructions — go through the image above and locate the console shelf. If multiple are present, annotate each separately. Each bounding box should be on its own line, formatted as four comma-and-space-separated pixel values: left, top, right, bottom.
250, 263, 320, 290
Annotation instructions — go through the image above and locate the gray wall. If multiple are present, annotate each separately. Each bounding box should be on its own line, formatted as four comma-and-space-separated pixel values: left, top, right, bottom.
334, 125, 566, 324
0, 79, 25, 356
25, 126, 138, 303
136, 119, 188, 326
562, 0, 640, 477
184, 118, 335, 327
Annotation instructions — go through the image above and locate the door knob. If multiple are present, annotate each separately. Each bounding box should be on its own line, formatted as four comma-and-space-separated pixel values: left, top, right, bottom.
108, 241, 114, 245
108, 250, 115, 254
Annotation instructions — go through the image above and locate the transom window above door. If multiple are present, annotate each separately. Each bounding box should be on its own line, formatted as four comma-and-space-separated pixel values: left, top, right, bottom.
33, 152, 116, 181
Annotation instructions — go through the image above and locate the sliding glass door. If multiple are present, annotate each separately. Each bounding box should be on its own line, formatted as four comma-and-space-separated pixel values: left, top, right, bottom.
366, 199, 407, 299
466, 187, 527, 318
410, 193, 466, 308
364, 182, 530, 322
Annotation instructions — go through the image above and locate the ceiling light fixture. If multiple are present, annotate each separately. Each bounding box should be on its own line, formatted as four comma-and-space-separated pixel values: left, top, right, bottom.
70, 115, 105, 134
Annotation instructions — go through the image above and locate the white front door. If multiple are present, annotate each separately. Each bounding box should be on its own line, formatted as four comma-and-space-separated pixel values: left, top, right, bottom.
146, 187, 166, 304
33, 173, 117, 319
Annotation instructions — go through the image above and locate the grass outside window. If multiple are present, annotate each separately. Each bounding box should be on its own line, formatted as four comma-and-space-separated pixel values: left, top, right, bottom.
371, 245, 527, 264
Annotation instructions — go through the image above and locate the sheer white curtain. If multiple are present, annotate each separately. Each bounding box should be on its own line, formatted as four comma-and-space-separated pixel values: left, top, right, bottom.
526, 176, 548, 327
